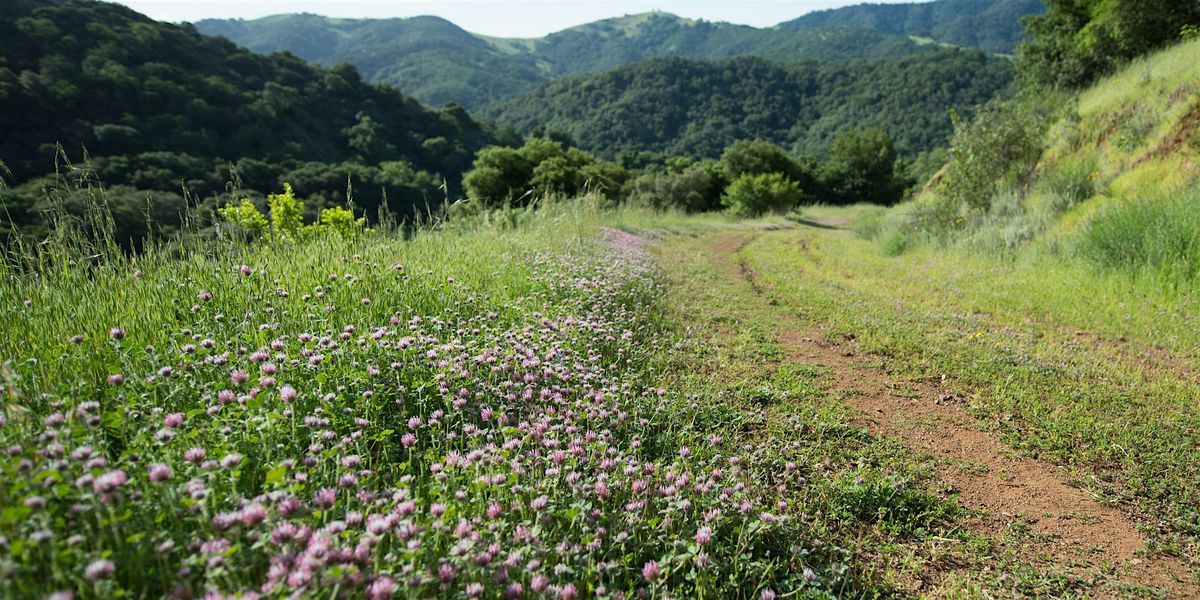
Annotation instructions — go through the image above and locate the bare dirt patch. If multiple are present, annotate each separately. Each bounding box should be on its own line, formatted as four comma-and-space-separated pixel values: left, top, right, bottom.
707, 231, 1199, 597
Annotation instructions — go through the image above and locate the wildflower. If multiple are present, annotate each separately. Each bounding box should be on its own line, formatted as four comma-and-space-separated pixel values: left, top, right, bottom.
314, 488, 336, 509
109, 327, 125, 340
279, 385, 298, 403
366, 577, 396, 600
183, 447, 206, 463
560, 583, 579, 599
107, 374, 125, 386
148, 464, 172, 483
92, 470, 128, 494
240, 503, 268, 525
694, 526, 712, 545
84, 558, 115, 581
162, 413, 184, 428
761, 591, 777, 600
198, 290, 212, 302
486, 502, 503, 520
642, 559, 661, 581
220, 453, 242, 469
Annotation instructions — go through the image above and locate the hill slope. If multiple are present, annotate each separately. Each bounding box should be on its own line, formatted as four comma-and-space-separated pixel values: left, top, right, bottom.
0, 0, 497, 184
196, 12, 942, 108
881, 37, 1200, 259
196, 14, 547, 108
782, 0, 1046, 53
0, 0, 503, 247
481, 50, 1014, 160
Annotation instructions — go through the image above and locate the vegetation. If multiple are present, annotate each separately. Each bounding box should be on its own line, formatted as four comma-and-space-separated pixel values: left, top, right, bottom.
662, 212, 1200, 595
460, 138, 628, 208
721, 173, 802, 217
10, 1, 1200, 596
196, 14, 547, 109
1017, 0, 1200, 89
872, 36, 1200, 268
197, 12, 948, 109
782, 0, 1045, 53
482, 51, 1014, 161
0, 0, 502, 248
461, 133, 909, 214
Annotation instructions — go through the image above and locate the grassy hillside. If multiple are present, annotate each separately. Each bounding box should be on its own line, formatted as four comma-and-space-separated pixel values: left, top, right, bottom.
196, 12, 943, 109
782, 0, 1045, 53
481, 50, 1014, 160
874, 37, 1200, 279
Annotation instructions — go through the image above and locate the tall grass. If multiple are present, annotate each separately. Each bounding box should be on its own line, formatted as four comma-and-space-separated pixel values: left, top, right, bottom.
1077, 186, 1200, 286
1, 181, 869, 598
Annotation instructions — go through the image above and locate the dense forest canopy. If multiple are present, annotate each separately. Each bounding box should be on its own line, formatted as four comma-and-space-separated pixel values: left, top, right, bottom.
196, 12, 948, 109
783, 0, 1046, 53
481, 50, 1014, 161
0, 0, 506, 247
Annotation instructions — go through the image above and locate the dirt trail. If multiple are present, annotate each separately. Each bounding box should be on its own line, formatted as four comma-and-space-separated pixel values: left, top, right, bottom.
707, 231, 1199, 597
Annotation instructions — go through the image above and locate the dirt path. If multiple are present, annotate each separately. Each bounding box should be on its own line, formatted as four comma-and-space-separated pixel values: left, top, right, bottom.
707, 231, 1198, 597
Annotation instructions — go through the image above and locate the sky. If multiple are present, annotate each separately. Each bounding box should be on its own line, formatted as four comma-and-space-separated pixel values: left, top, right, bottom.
111, 0, 919, 38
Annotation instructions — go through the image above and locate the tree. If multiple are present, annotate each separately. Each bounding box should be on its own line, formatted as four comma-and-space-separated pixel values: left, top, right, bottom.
720, 139, 803, 181
1017, 0, 1200, 89
462, 147, 534, 207
721, 172, 802, 217
821, 129, 908, 205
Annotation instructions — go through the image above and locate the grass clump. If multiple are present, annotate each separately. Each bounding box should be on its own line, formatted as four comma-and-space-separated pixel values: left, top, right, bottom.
1077, 186, 1200, 285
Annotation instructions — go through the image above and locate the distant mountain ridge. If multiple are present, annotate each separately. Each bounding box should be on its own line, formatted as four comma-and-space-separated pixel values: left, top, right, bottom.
782, 0, 1046, 53
195, 11, 947, 108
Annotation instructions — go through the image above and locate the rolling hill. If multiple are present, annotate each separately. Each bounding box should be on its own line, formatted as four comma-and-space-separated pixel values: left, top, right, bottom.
0, 0, 501, 245
195, 12, 945, 108
480, 50, 1014, 160
781, 0, 1046, 53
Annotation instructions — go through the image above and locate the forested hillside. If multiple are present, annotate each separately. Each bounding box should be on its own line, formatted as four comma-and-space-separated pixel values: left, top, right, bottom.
196, 14, 547, 108
197, 12, 943, 108
482, 50, 1013, 160
0, 0, 503, 246
783, 0, 1045, 53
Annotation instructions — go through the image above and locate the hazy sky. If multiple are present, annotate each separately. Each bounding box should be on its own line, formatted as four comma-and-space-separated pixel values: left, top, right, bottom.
111, 1, 919, 37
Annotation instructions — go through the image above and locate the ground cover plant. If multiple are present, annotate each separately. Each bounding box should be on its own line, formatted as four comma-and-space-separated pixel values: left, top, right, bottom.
1, 197, 970, 598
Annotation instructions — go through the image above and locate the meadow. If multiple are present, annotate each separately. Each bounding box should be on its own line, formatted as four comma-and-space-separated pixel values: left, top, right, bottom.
2, 197, 967, 599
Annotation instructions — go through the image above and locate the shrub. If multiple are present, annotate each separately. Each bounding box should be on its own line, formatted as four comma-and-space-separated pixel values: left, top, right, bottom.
462, 147, 533, 207
938, 96, 1057, 213
267, 183, 305, 240
722, 173, 802, 217
217, 184, 367, 242
217, 198, 269, 237
629, 165, 725, 213
821, 129, 908, 205
318, 205, 368, 239
721, 139, 802, 181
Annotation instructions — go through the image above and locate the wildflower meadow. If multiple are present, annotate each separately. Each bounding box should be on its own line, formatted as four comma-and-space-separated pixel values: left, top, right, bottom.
0, 203, 892, 599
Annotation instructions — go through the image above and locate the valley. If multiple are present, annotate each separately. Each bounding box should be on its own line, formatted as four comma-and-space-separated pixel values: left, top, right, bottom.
2, 0, 1199, 597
